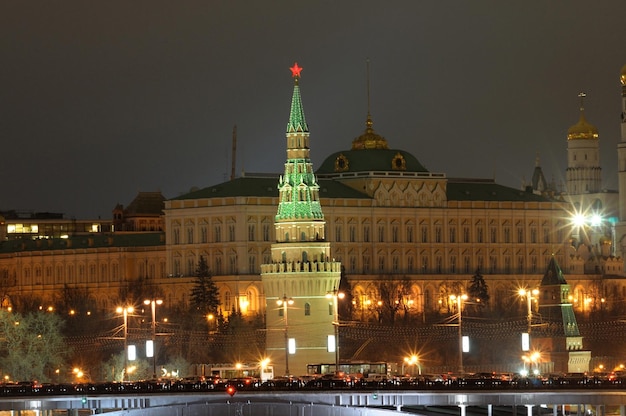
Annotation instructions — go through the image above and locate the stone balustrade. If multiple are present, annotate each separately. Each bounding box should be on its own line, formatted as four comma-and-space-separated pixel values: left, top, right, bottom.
260, 261, 341, 274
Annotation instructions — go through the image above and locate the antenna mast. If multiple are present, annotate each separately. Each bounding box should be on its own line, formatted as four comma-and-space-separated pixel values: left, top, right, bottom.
230, 125, 237, 181
366, 58, 371, 118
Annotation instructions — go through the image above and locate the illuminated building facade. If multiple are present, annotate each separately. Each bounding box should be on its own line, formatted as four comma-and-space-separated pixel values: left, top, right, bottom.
163, 65, 626, 343
0, 64, 623, 374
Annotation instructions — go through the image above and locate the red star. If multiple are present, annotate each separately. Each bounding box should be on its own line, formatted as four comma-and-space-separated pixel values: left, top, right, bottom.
290, 62, 303, 78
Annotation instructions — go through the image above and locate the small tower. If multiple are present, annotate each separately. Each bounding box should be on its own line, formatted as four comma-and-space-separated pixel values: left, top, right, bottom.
531, 153, 549, 195
260, 63, 342, 376
536, 256, 590, 373
566, 93, 601, 195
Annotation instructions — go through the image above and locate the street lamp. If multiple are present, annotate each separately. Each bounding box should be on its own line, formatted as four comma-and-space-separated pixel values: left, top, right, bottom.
450, 294, 467, 374
143, 298, 163, 379
402, 355, 420, 377
207, 313, 216, 334
530, 351, 541, 375
326, 288, 344, 373
116, 306, 134, 382
518, 288, 539, 334
276, 295, 294, 376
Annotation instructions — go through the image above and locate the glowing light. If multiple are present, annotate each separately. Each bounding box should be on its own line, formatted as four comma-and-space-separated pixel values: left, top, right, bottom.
290, 62, 303, 78
128, 345, 136, 361
572, 214, 586, 227
462, 336, 470, 352
327, 335, 336, 352
590, 214, 602, 227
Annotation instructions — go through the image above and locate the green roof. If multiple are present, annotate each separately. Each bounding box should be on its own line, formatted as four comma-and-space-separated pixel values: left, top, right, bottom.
317, 149, 429, 174
540, 256, 568, 286
172, 176, 553, 204
0, 232, 164, 254
447, 179, 552, 202
171, 176, 371, 201
287, 82, 308, 133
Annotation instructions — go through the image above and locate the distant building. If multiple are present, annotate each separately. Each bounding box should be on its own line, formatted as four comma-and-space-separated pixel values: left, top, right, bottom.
0, 210, 113, 240
112, 191, 165, 232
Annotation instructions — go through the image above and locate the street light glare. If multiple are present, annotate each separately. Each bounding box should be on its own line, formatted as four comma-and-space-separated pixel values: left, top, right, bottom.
116, 306, 134, 314
572, 213, 586, 227
590, 214, 602, 227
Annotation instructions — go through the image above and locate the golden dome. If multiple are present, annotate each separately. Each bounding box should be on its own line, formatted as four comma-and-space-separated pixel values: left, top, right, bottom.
567, 110, 598, 140
621, 64, 626, 86
568, 93, 598, 140
351, 114, 389, 150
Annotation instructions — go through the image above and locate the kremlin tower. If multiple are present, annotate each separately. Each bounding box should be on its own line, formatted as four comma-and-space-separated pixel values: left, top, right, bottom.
260, 63, 342, 376
566, 93, 601, 196
617, 65, 626, 272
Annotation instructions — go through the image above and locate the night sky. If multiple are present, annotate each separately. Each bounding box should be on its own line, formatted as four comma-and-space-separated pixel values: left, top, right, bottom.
1, 1, 625, 219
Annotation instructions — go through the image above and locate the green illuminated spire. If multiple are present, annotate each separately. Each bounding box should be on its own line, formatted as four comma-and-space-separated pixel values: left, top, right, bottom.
286, 63, 308, 133
275, 63, 324, 223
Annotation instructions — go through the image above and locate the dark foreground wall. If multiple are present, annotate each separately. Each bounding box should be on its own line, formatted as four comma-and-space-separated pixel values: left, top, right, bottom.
103, 401, 398, 416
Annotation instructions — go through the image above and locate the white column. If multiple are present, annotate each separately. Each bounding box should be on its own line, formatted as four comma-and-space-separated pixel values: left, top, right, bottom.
459, 404, 467, 416
525, 404, 534, 416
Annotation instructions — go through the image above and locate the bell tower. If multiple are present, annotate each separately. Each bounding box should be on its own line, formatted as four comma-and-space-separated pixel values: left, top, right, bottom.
566, 92, 601, 195
614, 65, 626, 272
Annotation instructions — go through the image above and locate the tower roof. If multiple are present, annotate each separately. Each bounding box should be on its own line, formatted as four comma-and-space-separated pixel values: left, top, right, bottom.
286, 62, 308, 133
540, 256, 568, 286
567, 93, 598, 141
531, 153, 549, 192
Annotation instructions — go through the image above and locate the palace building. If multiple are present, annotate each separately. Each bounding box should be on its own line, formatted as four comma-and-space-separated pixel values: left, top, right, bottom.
0, 64, 624, 374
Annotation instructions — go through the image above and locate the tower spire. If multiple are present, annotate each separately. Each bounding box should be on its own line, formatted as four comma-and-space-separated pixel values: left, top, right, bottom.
578, 91, 586, 111
350, 59, 389, 150
287, 62, 308, 133
276, 63, 324, 222
366, 58, 371, 123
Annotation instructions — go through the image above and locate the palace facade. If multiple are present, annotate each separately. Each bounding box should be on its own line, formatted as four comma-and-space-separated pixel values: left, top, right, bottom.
0, 66, 624, 370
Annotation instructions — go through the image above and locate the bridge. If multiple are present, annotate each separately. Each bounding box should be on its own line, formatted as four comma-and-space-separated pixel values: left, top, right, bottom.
3, 390, 626, 416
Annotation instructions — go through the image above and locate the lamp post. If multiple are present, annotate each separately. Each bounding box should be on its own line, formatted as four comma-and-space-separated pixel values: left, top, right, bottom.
518, 288, 538, 334
207, 313, 216, 334
276, 295, 294, 376
326, 288, 345, 373
402, 355, 420, 377
450, 294, 467, 374
116, 306, 134, 382
143, 298, 163, 379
